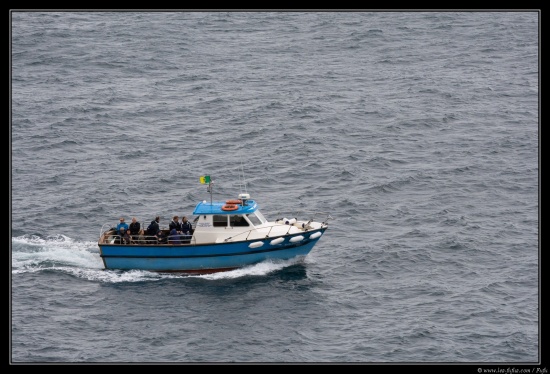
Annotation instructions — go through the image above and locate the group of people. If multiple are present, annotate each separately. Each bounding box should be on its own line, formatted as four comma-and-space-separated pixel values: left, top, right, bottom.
114, 215, 193, 245
115, 217, 142, 244
167, 215, 193, 244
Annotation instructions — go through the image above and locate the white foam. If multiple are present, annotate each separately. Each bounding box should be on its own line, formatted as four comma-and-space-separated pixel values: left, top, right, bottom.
196, 257, 305, 280
12, 234, 102, 269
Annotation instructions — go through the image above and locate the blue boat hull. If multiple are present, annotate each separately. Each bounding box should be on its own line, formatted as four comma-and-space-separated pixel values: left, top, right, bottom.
99, 229, 326, 273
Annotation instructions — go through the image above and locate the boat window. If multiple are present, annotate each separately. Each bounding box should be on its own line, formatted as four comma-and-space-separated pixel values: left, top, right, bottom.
230, 215, 249, 227
246, 213, 263, 226
213, 215, 228, 227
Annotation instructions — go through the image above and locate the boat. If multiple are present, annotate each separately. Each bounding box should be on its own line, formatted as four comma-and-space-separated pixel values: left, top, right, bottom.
97, 176, 332, 274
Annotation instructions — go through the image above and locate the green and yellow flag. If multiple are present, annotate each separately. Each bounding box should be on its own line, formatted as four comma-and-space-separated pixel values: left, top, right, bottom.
199, 175, 211, 184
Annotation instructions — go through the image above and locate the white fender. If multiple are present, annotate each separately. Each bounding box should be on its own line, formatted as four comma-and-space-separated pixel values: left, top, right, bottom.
270, 237, 284, 245
248, 241, 264, 248
289, 235, 304, 243
310, 232, 322, 239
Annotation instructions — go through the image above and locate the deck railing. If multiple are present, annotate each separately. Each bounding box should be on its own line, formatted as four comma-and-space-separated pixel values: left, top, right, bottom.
100, 233, 197, 246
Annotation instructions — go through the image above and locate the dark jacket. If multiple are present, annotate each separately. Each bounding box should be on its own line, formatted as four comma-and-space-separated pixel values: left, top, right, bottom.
169, 220, 181, 232
181, 221, 192, 234
147, 220, 159, 236
129, 221, 141, 235
156, 230, 167, 244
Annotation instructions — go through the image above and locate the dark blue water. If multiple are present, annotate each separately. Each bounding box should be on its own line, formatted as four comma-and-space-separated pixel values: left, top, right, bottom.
11, 11, 540, 365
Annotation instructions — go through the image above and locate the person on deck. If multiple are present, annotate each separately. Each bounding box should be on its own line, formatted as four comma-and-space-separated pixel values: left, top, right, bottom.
169, 216, 181, 233
146, 216, 160, 244
168, 228, 181, 244
116, 217, 129, 235
121, 227, 131, 245
129, 217, 141, 241
181, 216, 192, 236
156, 229, 167, 244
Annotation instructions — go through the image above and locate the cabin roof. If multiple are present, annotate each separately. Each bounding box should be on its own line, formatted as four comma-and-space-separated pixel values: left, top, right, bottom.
192, 200, 258, 215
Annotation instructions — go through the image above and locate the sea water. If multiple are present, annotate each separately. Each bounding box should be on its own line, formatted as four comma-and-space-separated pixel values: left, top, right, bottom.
10, 11, 539, 364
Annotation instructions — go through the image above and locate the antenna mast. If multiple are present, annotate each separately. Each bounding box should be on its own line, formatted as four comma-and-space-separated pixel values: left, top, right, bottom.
207, 179, 213, 205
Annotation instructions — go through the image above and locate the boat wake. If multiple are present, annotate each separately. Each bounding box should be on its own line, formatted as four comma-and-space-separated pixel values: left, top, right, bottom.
197, 257, 307, 280
11, 234, 103, 271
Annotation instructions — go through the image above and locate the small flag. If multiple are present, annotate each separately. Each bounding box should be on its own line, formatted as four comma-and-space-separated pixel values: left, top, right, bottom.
200, 175, 211, 184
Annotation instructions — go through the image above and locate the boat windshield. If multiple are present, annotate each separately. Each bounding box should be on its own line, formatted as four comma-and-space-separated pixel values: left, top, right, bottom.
246, 212, 265, 226
230, 215, 249, 227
